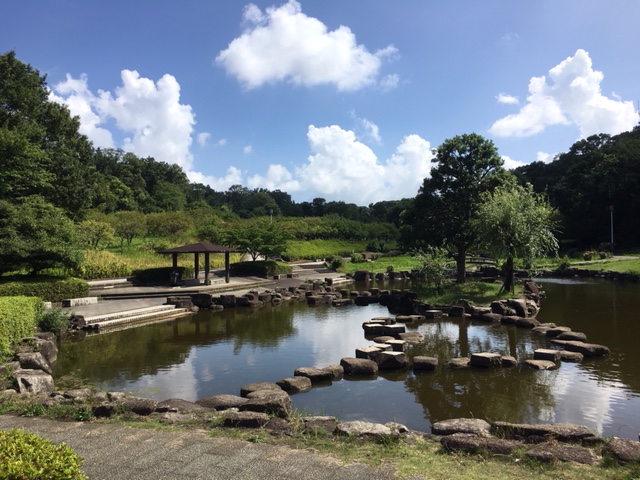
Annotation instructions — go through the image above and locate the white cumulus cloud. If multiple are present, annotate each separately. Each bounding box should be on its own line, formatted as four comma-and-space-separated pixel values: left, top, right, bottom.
496, 93, 519, 105
187, 166, 243, 191
249, 125, 433, 204
52, 70, 196, 171
196, 132, 211, 146
490, 49, 638, 138
247, 164, 300, 192
216, 0, 397, 91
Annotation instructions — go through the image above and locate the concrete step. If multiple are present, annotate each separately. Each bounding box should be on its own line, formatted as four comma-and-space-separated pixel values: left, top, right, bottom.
83, 305, 179, 324
94, 311, 192, 333
91, 308, 190, 331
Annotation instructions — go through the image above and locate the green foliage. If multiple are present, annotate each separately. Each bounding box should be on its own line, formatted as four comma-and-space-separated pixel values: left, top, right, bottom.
400, 133, 511, 283
37, 307, 71, 335
0, 296, 40, 357
225, 217, 289, 261
0, 277, 89, 303
413, 248, 453, 289
107, 210, 147, 247
0, 195, 84, 275
131, 266, 193, 285
0, 51, 96, 220
229, 261, 292, 278
73, 250, 131, 280
350, 253, 365, 263
75, 220, 115, 250
0, 427, 86, 480
326, 255, 345, 270
145, 211, 193, 239
515, 127, 640, 247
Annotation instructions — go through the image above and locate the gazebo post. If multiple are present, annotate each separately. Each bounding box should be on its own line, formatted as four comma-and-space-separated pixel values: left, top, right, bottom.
194, 253, 199, 281
225, 251, 230, 283
172, 253, 178, 268
204, 252, 210, 285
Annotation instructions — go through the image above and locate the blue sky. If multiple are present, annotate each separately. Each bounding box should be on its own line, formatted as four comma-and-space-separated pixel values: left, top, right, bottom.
4, 0, 639, 204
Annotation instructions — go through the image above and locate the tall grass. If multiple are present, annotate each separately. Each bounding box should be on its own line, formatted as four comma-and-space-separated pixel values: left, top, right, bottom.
286, 239, 367, 261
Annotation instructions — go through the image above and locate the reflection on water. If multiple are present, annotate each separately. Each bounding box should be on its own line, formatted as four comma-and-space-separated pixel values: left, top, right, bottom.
54, 278, 640, 440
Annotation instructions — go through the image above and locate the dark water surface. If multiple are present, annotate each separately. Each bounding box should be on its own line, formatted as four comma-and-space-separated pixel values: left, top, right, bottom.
54, 278, 640, 439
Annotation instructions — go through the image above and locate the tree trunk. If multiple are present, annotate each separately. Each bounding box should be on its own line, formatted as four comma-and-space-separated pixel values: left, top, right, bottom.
455, 245, 466, 284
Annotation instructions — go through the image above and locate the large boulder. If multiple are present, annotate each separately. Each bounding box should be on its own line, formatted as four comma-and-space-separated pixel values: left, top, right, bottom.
432, 418, 492, 437
276, 376, 312, 393
470, 352, 502, 368
525, 444, 598, 465
241, 389, 292, 418
120, 396, 157, 416
223, 411, 269, 428
17, 352, 52, 375
196, 394, 247, 410
491, 421, 597, 442
293, 367, 334, 384
376, 351, 408, 370
240, 381, 282, 397
156, 398, 210, 413
413, 356, 438, 372
441, 433, 522, 455
13, 369, 55, 395
550, 340, 610, 357
340, 357, 378, 375
334, 420, 392, 438
602, 437, 640, 464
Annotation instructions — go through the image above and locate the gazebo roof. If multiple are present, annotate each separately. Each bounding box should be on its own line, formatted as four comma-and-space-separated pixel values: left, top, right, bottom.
158, 241, 242, 254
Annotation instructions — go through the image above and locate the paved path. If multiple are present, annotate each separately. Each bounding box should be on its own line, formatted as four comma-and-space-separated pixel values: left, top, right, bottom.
0, 415, 403, 480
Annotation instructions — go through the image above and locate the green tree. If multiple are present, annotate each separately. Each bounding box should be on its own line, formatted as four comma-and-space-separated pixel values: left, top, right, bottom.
225, 217, 289, 261
400, 133, 510, 283
0, 196, 83, 274
75, 220, 115, 250
0, 51, 96, 220
476, 183, 559, 293
108, 211, 146, 248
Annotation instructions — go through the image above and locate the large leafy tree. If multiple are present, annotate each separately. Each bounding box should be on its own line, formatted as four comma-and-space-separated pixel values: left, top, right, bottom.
224, 217, 289, 261
0, 196, 83, 275
476, 184, 559, 293
0, 51, 96, 219
400, 133, 510, 283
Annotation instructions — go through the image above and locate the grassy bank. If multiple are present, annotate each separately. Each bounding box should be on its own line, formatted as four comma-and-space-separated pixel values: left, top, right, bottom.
285, 239, 367, 260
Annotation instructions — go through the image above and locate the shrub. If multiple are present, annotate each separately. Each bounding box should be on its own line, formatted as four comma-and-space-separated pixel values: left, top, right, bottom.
0, 297, 41, 356
326, 255, 345, 270
0, 428, 86, 479
350, 253, 365, 263
38, 307, 71, 335
229, 261, 292, 278
131, 266, 194, 285
73, 250, 131, 280
0, 277, 89, 303
582, 251, 595, 261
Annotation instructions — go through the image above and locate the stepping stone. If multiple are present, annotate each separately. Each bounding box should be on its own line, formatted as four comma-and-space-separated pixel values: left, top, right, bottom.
293, 367, 333, 383
470, 352, 502, 367
534, 349, 561, 362
276, 376, 312, 393
525, 359, 558, 370
413, 356, 438, 372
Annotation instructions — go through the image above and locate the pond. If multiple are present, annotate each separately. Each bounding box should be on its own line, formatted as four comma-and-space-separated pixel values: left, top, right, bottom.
53, 278, 640, 440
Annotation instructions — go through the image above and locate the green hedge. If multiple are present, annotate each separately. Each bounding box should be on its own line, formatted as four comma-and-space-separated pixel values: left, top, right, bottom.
229, 260, 292, 278
0, 427, 86, 479
131, 266, 195, 285
0, 296, 41, 357
0, 276, 89, 303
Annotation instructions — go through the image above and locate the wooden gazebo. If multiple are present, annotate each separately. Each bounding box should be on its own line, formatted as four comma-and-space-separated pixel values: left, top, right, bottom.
158, 242, 242, 284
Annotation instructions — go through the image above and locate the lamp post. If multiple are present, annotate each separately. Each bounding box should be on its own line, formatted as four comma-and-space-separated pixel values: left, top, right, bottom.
609, 205, 614, 247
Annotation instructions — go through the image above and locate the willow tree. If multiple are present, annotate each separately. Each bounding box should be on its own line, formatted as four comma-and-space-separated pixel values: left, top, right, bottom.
476, 183, 559, 293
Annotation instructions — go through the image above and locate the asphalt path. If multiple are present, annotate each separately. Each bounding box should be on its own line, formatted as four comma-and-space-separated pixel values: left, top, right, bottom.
0, 415, 404, 480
